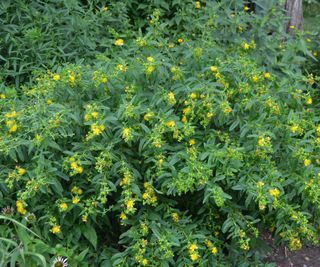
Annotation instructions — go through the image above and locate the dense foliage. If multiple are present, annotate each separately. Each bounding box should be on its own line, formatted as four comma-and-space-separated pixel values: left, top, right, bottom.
0, 0, 319, 266
0, 0, 131, 86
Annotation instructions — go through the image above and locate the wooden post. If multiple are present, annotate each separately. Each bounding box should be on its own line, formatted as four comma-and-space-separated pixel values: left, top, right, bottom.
284, 0, 304, 33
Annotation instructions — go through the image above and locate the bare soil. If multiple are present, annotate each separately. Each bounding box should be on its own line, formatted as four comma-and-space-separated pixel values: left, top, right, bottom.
262, 232, 320, 267
267, 246, 320, 267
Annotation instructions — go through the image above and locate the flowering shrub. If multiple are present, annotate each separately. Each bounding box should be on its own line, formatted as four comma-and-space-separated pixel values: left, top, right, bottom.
1, 0, 319, 266
0, 0, 131, 86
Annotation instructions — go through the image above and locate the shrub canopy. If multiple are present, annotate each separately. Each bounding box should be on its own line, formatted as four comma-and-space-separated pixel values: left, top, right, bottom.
0, 0, 319, 266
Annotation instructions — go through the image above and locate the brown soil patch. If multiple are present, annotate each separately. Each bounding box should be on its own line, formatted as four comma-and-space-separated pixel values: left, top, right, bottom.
262, 232, 320, 266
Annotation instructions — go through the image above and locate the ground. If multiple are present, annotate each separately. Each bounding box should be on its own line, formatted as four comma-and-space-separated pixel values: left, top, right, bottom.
263, 231, 320, 266
268, 246, 320, 266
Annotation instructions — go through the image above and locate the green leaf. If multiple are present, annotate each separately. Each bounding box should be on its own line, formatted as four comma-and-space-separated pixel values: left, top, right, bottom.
74, 248, 89, 261
0, 215, 41, 239
81, 225, 97, 249
24, 252, 47, 267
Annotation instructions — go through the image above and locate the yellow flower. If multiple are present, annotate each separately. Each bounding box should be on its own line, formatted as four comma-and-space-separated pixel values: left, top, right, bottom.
91, 124, 104, 135
91, 111, 99, 118
171, 212, 180, 222
122, 127, 130, 140
142, 259, 148, 266
190, 92, 197, 99
189, 139, 196, 146
147, 56, 154, 62
183, 107, 191, 114
17, 168, 26, 175
77, 188, 83, 195
171, 66, 178, 73
289, 237, 302, 250
115, 39, 124, 46
258, 137, 265, 146
306, 97, 312, 105
5, 110, 17, 118
195, 1, 201, 9
82, 215, 88, 222
268, 188, 280, 198
70, 160, 83, 174
69, 75, 75, 86
207, 112, 214, 118
244, 6, 250, 11
153, 140, 162, 148
290, 125, 299, 133
151, 195, 157, 203
256, 181, 265, 188
71, 186, 79, 193
264, 72, 271, 79
34, 134, 43, 142
223, 107, 232, 114
316, 126, 320, 137
59, 202, 68, 211
181, 116, 188, 123
72, 197, 80, 204
145, 65, 155, 74
190, 253, 199, 261
165, 121, 175, 128
84, 114, 91, 121
16, 200, 27, 215
251, 75, 259, 83
215, 72, 222, 79
50, 225, 61, 234
120, 212, 127, 220
120, 175, 130, 186
167, 92, 176, 105
125, 199, 135, 211
71, 162, 78, 169
103, 6, 108, 11
17, 206, 27, 215
0, 93, 6, 99
289, 25, 295, 29
9, 124, 18, 133
177, 38, 184, 43
116, 64, 128, 72
304, 159, 311, 167
188, 243, 198, 253
53, 74, 60, 81
211, 247, 218, 254
242, 42, 250, 50
47, 99, 53, 105
142, 192, 149, 200
16, 200, 23, 208
144, 112, 154, 121
210, 66, 218, 72
6, 120, 15, 127
100, 75, 108, 83
136, 37, 147, 46
76, 166, 84, 174
204, 239, 213, 247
